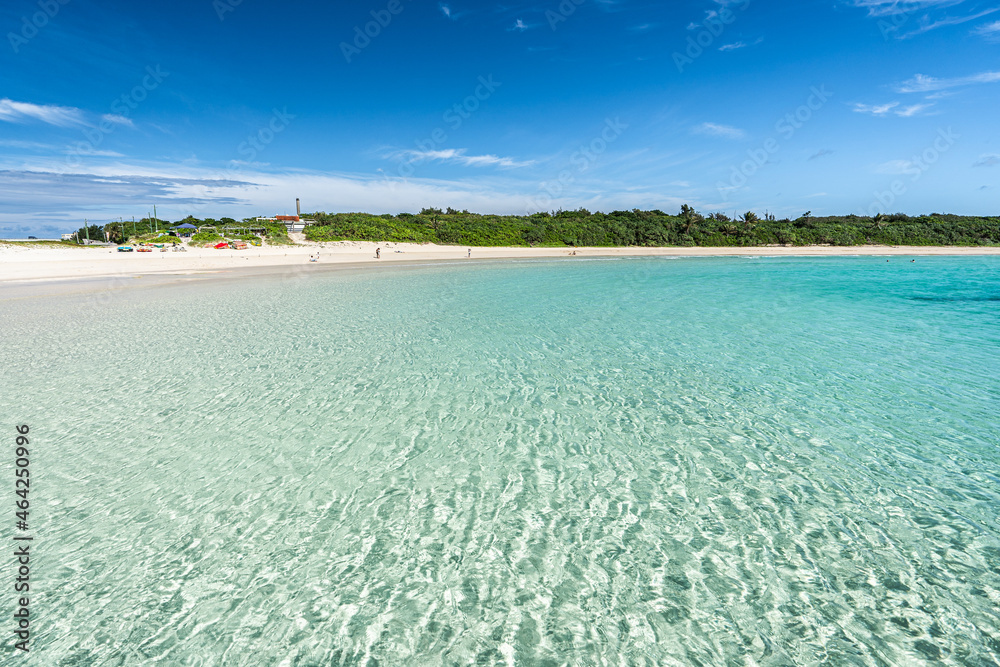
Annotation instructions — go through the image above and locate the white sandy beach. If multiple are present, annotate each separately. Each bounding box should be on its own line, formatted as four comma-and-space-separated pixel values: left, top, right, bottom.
2, 240, 999, 284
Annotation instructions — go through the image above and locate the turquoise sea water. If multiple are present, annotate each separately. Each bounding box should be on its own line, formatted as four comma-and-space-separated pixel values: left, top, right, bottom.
3, 256, 1000, 666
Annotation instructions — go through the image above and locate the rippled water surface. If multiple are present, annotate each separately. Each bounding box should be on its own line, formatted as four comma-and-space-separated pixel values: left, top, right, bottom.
3, 257, 1000, 666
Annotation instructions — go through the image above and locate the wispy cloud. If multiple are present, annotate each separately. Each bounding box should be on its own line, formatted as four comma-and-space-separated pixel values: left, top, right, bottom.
853, 100, 934, 116
102, 114, 134, 127
876, 160, 911, 174
895, 70, 1000, 92
899, 7, 1000, 37
509, 18, 530, 31
0, 140, 61, 151
895, 102, 933, 116
439, 3, 453, 19
387, 148, 535, 168
692, 122, 746, 139
0, 99, 87, 127
974, 153, 1000, 167
852, 102, 899, 115
809, 149, 834, 160
718, 37, 763, 51
848, 0, 967, 18
973, 18, 1000, 34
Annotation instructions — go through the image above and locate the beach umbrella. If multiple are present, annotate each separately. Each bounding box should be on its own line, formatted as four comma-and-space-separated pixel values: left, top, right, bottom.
172, 223, 197, 229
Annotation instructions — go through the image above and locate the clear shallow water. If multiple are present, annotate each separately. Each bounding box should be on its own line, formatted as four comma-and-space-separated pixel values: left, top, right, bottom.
3, 256, 1000, 666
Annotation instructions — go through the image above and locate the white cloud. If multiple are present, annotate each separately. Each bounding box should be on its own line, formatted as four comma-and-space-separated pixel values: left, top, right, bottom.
0, 157, 694, 232
692, 122, 746, 139
74, 147, 126, 157
876, 159, 919, 174
853, 100, 933, 116
387, 148, 535, 168
509, 18, 529, 31
102, 114, 134, 127
852, 102, 899, 115
0, 99, 87, 127
895, 70, 1000, 92
848, 0, 966, 17
895, 103, 933, 116
718, 36, 763, 51
899, 7, 1000, 37
974, 154, 1000, 167
0, 140, 61, 151
973, 19, 1000, 34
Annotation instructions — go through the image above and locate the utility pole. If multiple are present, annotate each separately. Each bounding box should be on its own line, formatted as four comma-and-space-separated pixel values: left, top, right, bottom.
153, 205, 157, 233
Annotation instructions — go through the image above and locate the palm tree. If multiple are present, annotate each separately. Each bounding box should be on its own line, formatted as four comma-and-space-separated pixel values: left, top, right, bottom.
738, 211, 759, 233
680, 204, 701, 233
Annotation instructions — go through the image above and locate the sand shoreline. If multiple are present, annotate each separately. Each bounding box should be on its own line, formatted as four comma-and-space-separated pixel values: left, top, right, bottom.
2, 240, 999, 285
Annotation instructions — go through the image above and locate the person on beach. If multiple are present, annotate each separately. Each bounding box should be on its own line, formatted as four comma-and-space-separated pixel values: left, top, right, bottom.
467, 249, 471, 258
376, 247, 381, 259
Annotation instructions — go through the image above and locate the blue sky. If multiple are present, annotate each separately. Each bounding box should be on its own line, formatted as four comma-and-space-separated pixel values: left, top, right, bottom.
1, 0, 998, 235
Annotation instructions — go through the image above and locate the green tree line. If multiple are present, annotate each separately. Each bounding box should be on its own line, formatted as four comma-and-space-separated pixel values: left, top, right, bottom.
302, 209, 1000, 247
72, 209, 999, 247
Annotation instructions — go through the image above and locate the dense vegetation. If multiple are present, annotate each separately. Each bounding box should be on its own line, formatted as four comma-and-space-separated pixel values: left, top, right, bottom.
302, 209, 1000, 247
73, 209, 999, 248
